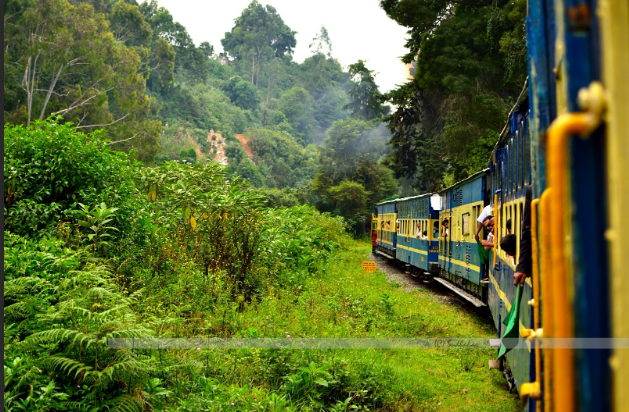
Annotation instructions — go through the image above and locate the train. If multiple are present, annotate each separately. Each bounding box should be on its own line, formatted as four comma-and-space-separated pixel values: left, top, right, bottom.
372, 0, 628, 409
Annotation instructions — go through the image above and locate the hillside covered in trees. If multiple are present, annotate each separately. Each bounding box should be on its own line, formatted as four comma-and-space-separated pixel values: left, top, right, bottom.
4, 0, 527, 222
4, 0, 399, 234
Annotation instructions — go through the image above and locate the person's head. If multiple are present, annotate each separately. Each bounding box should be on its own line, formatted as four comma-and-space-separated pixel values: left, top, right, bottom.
500, 234, 517, 257
483, 216, 495, 233
434, 221, 439, 229
422, 230, 427, 236
417, 222, 421, 228
443, 219, 449, 227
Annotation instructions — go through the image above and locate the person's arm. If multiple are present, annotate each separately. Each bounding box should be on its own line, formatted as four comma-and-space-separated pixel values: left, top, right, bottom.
481, 239, 493, 251
514, 187, 533, 285
474, 221, 483, 241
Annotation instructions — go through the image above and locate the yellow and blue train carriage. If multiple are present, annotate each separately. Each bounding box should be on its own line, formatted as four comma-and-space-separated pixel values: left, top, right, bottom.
437, 170, 489, 300
487, 95, 536, 401
374, 200, 397, 258
394, 193, 439, 275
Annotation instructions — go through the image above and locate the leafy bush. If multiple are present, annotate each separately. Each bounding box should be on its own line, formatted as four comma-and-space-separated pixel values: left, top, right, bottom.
4, 119, 139, 238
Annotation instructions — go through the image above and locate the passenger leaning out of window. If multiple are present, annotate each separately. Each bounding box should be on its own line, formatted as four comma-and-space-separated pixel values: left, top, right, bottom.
481, 216, 495, 251
474, 205, 492, 241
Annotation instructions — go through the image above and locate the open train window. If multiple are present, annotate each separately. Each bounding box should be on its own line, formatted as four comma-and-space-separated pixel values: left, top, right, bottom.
509, 139, 514, 195
524, 121, 531, 185
518, 202, 523, 261
515, 130, 521, 190
498, 151, 503, 195
518, 123, 523, 188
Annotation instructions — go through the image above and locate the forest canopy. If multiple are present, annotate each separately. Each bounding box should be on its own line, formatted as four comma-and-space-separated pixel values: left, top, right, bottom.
379, 0, 527, 191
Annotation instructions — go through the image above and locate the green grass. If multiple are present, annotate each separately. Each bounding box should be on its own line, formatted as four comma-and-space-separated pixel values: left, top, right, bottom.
140, 240, 519, 411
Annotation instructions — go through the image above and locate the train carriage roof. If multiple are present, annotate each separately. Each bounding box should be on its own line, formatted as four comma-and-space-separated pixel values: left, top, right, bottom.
439, 168, 489, 194
375, 192, 435, 206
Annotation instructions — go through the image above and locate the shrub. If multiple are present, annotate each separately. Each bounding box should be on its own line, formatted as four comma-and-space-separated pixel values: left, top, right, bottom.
4, 119, 138, 238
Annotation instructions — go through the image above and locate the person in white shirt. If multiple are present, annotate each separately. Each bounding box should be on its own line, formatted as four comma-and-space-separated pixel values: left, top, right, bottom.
480, 216, 495, 251
475, 205, 492, 241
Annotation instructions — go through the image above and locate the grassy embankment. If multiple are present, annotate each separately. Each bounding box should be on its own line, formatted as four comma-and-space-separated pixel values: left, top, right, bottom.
143, 240, 519, 411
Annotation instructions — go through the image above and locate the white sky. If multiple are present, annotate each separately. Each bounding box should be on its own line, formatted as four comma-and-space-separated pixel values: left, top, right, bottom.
154, 0, 410, 93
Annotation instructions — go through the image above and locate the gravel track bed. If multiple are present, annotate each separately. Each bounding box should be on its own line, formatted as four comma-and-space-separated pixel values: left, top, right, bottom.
367, 252, 480, 311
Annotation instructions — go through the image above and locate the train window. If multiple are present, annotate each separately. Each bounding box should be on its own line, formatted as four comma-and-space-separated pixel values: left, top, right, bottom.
518, 202, 523, 260
509, 139, 514, 195
524, 121, 531, 185
518, 123, 523, 188
513, 138, 517, 194
505, 146, 509, 196
504, 148, 509, 196
498, 152, 503, 194
515, 131, 520, 190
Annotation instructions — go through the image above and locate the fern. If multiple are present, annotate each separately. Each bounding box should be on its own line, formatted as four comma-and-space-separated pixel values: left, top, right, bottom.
45, 355, 94, 379
102, 394, 145, 412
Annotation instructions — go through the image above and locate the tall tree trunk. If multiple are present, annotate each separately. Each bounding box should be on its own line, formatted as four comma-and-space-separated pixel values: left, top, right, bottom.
266, 73, 271, 105
251, 57, 255, 84
22, 52, 41, 127
256, 59, 261, 87
40, 63, 64, 120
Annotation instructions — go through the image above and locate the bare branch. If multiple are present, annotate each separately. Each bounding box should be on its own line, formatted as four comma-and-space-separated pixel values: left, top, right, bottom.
34, 88, 71, 97
52, 86, 114, 116
39, 63, 64, 120
106, 133, 139, 145
76, 112, 131, 129
76, 110, 89, 127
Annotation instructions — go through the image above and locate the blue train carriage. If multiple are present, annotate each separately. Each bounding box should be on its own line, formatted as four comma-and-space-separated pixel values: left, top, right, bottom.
487, 92, 535, 401
436, 170, 489, 301
394, 193, 439, 277
523, 0, 626, 405
374, 200, 397, 258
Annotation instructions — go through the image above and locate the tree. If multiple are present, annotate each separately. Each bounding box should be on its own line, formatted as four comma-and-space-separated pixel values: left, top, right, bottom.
3, 119, 138, 237
309, 26, 333, 58
223, 76, 261, 111
140, 0, 210, 83
346, 60, 389, 121
381, 83, 446, 192
314, 119, 398, 234
328, 180, 371, 234
246, 127, 317, 188
3, 0, 162, 162
109, 1, 153, 48
221, 0, 296, 86
277, 87, 315, 144
379, 0, 527, 184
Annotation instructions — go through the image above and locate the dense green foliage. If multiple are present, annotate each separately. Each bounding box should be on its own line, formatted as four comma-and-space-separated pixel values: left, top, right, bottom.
3, 121, 518, 411
3, 0, 167, 162
3, 120, 349, 411
314, 120, 398, 234
4, 0, 399, 232
380, 0, 527, 190
4, 120, 139, 238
